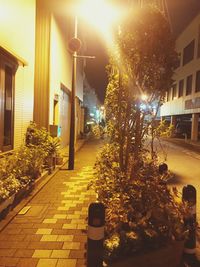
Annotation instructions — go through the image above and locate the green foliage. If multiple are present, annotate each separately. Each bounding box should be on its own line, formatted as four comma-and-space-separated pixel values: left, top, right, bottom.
119, 5, 178, 99
92, 124, 105, 139
26, 121, 61, 157
0, 122, 59, 202
92, 5, 186, 264
93, 145, 186, 262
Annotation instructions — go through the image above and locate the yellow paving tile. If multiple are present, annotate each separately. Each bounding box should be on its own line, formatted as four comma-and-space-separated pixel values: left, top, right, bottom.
53, 214, 67, 219
74, 211, 82, 215
61, 200, 72, 204
41, 235, 58, 242
57, 235, 73, 242
67, 214, 80, 219
61, 192, 68, 195
37, 259, 57, 267
36, 229, 52, 235
77, 224, 87, 230
32, 249, 52, 258
57, 207, 69, 211
62, 242, 80, 250
56, 259, 76, 267
62, 224, 77, 229
72, 201, 83, 204
51, 250, 70, 258
81, 207, 88, 211
43, 219, 57, 224
71, 219, 85, 224
64, 204, 76, 208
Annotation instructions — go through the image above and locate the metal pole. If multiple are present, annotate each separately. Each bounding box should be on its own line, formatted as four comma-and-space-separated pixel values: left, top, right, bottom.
68, 16, 78, 170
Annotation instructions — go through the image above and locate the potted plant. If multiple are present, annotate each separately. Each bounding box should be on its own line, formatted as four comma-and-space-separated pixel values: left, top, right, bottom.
91, 5, 187, 266
26, 122, 58, 172
55, 151, 64, 166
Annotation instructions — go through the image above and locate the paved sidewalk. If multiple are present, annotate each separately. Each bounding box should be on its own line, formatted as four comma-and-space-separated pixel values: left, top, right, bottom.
0, 138, 103, 267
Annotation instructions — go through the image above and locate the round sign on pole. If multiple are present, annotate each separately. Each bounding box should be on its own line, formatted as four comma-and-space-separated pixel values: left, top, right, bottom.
68, 37, 82, 52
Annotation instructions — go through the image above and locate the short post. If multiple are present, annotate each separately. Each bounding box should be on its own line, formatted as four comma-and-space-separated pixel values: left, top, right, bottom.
182, 185, 199, 265
87, 202, 105, 267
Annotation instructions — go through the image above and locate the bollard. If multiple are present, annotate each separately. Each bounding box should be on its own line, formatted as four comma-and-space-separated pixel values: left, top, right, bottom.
158, 163, 168, 175
182, 185, 199, 266
87, 202, 105, 267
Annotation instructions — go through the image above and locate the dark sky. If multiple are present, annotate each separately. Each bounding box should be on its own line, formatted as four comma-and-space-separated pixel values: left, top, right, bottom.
84, 0, 200, 103
166, 0, 200, 36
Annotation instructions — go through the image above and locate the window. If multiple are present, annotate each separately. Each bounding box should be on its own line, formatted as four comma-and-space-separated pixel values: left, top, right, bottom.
198, 25, 200, 58
172, 84, 177, 100
0, 52, 17, 152
178, 79, 184, 97
175, 52, 181, 68
186, 75, 193, 95
183, 40, 195, 65
195, 70, 200, 92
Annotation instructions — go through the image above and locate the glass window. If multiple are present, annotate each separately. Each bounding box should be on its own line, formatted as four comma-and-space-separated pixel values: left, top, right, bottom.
178, 79, 184, 97
0, 55, 16, 152
198, 25, 200, 58
186, 75, 192, 95
172, 84, 177, 100
195, 70, 200, 92
183, 40, 195, 66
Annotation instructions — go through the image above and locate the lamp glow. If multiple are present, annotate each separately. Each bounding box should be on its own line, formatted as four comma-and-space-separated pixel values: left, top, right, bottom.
75, 0, 122, 45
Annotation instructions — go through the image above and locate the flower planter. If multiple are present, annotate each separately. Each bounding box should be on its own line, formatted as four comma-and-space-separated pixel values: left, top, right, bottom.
0, 194, 15, 214
108, 241, 184, 267
13, 184, 33, 206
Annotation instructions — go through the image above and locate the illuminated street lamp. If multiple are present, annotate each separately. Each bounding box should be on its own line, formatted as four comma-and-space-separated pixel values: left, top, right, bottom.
68, 0, 123, 170
68, 17, 81, 170
68, 18, 95, 170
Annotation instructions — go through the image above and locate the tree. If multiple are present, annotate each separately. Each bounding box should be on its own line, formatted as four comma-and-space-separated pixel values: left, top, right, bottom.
105, 5, 178, 176
93, 6, 186, 262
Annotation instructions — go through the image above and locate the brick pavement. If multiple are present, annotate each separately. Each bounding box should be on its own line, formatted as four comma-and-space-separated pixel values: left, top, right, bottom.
0, 139, 103, 267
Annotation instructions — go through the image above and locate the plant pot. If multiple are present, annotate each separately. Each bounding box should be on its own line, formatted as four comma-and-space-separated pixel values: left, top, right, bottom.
13, 184, 32, 206
56, 157, 63, 165
108, 241, 184, 267
0, 194, 15, 214
45, 156, 55, 173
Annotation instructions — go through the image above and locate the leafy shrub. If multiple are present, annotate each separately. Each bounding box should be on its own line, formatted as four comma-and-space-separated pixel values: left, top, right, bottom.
26, 121, 61, 158
0, 122, 58, 202
93, 144, 186, 263
0, 158, 21, 202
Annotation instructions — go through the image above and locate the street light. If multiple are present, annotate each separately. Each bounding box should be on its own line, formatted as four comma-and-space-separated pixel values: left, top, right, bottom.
68, 0, 123, 170
68, 16, 95, 170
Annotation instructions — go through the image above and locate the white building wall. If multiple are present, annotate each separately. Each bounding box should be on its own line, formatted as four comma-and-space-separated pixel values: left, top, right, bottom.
161, 13, 200, 117
0, 0, 36, 148
49, 15, 72, 125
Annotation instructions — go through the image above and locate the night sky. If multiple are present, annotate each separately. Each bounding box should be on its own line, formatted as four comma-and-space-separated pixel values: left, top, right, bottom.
84, 29, 109, 104
84, 0, 200, 104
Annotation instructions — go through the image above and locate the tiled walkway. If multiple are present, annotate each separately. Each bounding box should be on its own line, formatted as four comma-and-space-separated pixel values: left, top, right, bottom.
0, 139, 102, 267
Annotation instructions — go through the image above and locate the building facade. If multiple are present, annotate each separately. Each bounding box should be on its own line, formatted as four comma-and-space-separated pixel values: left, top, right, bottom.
0, 0, 85, 152
161, 12, 200, 141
